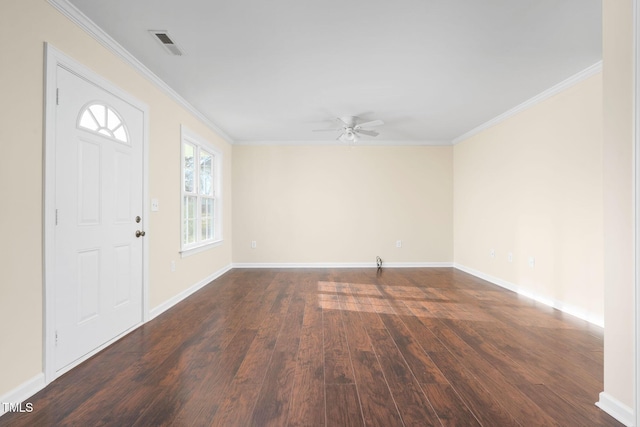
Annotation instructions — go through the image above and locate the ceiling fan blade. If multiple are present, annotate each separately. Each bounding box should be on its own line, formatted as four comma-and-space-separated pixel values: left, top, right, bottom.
356, 129, 379, 137
313, 128, 342, 132
355, 119, 384, 129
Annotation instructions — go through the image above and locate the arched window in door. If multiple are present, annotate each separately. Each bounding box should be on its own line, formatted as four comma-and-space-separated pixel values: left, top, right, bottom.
78, 102, 129, 144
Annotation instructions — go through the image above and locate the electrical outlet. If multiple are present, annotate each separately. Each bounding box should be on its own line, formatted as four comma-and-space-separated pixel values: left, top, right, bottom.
507, 252, 513, 263
396, 240, 402, 248
490, 249, 495, 258
251, 240, 257, 249
170, 260, 175, 272
151, 198, 159, 212
528, 257, 535, 268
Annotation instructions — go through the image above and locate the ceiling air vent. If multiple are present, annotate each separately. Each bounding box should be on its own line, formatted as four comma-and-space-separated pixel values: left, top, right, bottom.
149, 30, 184, 56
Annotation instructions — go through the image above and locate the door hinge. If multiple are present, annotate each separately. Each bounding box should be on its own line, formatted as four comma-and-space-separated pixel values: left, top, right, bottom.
55, 209, 59, 225
55, 330, 58, 346
56, 88, 59, 105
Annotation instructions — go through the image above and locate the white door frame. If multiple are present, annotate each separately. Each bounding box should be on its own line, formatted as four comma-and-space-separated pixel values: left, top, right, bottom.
43, 43, 150, 383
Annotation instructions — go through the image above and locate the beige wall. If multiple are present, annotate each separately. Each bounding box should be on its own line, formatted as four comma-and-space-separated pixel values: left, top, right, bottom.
0, 0, 232, 397
454, 73, 604, 324
602, 0, 635, 410
233, 145, 453, 264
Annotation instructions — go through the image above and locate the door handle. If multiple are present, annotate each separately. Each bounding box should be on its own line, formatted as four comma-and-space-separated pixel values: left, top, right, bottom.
135, 230, 146, 238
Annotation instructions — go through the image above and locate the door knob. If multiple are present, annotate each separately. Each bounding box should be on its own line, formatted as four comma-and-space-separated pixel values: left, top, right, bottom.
135, 230, 146, 238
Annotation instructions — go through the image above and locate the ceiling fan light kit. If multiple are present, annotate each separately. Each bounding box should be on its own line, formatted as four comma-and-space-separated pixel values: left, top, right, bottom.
314, 116, 384, 143
341, 129, 357, 142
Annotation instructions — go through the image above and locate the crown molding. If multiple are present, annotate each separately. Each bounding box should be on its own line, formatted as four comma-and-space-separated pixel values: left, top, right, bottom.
452, 61, 603, 145
233, 139, 452, 146
47, 0, 235, 144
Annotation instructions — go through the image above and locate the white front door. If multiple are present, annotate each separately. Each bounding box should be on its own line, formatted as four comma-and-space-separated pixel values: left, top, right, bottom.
54, 66, 144, 372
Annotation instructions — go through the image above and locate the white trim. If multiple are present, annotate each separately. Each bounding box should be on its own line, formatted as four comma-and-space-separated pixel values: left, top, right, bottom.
635, 0, 640, 425
180, 240, 223, 258
380, 262, 453, 268
46, 0, 234, 144
142, 88, 151, 324
453, 263, 605, 327
452, 61, 603, 145
43, 43, 151, 383
43, 43, 58, 388
149, 264, 233, 320
597, 392, 635, 427
232, 262, 453, 269
0, 374, 45, 417
234, 139, 452, 146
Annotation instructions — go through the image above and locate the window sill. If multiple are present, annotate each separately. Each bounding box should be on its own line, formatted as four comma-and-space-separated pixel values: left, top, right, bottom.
180, 239, 223, 258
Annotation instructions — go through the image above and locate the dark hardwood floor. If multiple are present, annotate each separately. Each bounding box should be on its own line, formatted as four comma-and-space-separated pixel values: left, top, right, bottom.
0, 268, 622, 426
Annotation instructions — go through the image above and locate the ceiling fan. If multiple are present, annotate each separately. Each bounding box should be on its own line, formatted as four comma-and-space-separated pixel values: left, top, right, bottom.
313, 116, 384, 142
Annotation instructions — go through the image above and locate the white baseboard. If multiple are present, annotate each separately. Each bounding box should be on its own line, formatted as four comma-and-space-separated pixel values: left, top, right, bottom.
0, 373, 45, 417
382, 262, 453, 268
149, 264, 233, 320
596, 392, 634, 426
453, 263, 605, 327
232, 262, 453, 269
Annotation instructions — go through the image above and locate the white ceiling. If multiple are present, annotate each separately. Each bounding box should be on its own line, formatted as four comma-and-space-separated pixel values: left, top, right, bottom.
66, 0, 601, 144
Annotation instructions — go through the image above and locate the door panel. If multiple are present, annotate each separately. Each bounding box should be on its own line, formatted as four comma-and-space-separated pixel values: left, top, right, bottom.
77, 249, 100, 323
114, 151, 132, 223
78, 139, 102, 225
114, 245, 132, 307
54, 66, 144, 372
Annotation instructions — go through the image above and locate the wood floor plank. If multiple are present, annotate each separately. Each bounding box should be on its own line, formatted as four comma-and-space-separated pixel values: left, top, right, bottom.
360, 313, 440, 426
252, 285, 307, 426
323, 309, 355, 384
341, 309, 375, 353
287, 289, 326, 427
326, 384, 364, 427
421, 383, 481, 427
390, 309, 450, 354
167, 327, 259, 425
428, 351, 521, 427
379, 314, 449, 385
349, 349, 404, 427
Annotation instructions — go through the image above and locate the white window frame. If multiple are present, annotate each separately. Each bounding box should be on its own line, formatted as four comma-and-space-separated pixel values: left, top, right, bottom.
180, 125, 222, 256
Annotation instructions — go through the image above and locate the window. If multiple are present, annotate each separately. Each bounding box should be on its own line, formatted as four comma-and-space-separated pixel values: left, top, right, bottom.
181, 126, 222, 255
78, 102, 129, 143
